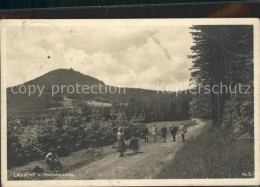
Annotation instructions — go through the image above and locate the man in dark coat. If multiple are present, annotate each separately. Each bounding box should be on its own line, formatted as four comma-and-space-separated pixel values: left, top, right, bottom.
161, 124, 167, 142
170, 124, 178, 142
144, 126, 149, 143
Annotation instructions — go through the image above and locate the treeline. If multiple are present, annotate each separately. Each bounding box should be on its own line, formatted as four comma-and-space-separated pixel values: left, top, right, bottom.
114, 92, 191, 123
189, 25, 254, 135
47, 91, 191, 123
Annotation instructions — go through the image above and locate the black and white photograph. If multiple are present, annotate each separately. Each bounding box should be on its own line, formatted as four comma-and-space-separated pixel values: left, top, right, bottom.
1, 19, 259, 186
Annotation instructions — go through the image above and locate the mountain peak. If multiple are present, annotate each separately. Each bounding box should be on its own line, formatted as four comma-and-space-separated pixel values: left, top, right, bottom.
21, 68, 105, 87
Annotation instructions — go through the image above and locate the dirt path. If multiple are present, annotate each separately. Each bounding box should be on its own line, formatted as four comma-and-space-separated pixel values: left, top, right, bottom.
58, 119, 207, 180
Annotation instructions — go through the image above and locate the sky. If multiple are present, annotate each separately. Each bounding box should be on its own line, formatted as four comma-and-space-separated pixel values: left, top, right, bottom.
5, 20, 194, 91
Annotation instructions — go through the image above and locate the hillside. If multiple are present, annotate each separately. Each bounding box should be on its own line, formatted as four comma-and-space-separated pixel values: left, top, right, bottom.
7, 68, 181, 117
7, 68, 101, 115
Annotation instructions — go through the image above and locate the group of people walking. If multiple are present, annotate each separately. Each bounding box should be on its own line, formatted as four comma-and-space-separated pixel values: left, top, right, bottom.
116, 123, 187, 157
150, 123, 186, 143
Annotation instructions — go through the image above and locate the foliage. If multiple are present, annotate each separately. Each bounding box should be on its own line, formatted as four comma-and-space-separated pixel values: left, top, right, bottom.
7, 108, 146, 168
189, 25, 253, 127
222, 88, 254, 137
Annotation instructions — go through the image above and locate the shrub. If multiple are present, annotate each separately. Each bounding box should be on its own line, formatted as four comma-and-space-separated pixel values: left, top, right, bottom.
7, 109, 146, 168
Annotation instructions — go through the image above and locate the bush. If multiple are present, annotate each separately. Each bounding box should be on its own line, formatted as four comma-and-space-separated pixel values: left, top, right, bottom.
7, 109, 146, 168
222, 91, 254, 136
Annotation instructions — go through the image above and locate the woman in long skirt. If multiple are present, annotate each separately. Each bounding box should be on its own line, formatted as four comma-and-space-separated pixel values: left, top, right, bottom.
117, 126, 126, 157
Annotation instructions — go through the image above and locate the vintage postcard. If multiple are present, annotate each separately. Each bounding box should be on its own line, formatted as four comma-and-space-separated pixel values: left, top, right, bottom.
1, 19, 260, 186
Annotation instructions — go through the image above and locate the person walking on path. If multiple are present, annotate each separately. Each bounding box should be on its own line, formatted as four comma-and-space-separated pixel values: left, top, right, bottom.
152, 124, 158, 142
170, 124, 178, 142
179, 123, 187, 142
117, 126, 126, 157
144, 125, 149, 143
161, 124, 167, 142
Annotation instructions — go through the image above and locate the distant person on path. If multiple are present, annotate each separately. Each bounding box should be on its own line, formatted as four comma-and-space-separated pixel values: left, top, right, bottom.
45, 151, 62, 170
161, 124, 167, 142
144, 125, 149, 143
152, 124, 158, 142
179, 123, 187, 142
117, 126, 126, 157
170, 124, 178, 142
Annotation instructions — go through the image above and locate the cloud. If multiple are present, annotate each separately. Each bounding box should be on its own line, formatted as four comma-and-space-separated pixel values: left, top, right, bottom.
5, 23, 193, 91
62, 26, 152, 54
